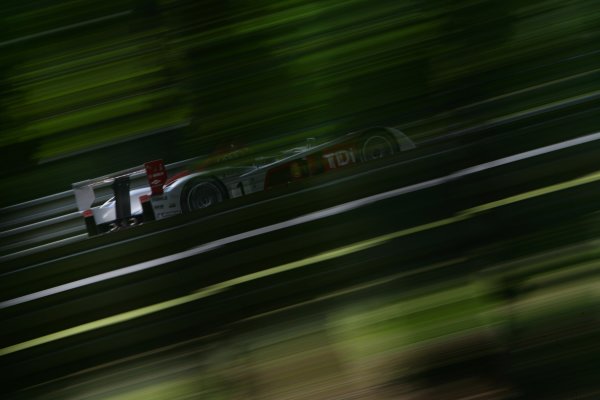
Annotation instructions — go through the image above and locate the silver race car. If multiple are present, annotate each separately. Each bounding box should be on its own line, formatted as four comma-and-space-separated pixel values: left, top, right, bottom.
74, 126, 415, 235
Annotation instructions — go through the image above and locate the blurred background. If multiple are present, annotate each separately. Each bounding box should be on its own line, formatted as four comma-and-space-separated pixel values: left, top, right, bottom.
0, 0, 598, 399
0, 0, 597, 204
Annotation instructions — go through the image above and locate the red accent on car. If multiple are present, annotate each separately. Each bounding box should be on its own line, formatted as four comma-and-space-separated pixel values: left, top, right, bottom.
144, 160, 167, 195
264, 162, 291, 189
164, 170, 191, 186
264, 160, 310, 189
83, 209, 94, 217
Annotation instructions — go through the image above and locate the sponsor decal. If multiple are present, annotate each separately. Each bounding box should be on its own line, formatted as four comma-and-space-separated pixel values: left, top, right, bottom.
322, 148, 356, 169
150, 195, 181, 220
144, 160, 167, 195
155, 210, 180, 220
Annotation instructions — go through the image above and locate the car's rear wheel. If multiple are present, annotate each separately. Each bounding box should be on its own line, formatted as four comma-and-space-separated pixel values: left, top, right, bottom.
181, 178, 227, 212
361, 132, 396, 161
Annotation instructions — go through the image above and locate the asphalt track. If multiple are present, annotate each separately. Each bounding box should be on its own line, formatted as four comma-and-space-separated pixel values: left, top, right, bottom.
2, 130, 599, 310
2, 167, 599, 356
0, 79, 599, 397
1, 119, 599, 397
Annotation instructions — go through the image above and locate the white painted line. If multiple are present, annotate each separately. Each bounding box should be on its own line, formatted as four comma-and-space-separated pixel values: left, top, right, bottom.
2, 86, 595, 264
2, 171, 600, 357
0, 190, 73, 213
0, 212, 80, 238
1, 131, 599, 309
0, 234, 88, 264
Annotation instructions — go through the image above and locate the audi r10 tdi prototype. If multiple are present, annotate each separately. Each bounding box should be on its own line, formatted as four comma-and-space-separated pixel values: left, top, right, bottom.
74, 126, 415, 235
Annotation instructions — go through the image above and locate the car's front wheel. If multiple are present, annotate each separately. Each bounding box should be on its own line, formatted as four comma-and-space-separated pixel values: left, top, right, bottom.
361, 132, 396, 161
181, 178, 227, 212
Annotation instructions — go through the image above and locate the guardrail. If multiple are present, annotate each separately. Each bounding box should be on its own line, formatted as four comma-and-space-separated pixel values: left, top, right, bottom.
0, 158, 198, 257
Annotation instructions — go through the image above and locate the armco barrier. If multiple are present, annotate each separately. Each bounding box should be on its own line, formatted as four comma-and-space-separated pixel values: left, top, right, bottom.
0, 157, 197, 257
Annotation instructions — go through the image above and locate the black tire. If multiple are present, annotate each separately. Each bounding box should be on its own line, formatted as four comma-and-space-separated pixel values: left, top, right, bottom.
181, 178, 227, 212
360, 131, 397, 161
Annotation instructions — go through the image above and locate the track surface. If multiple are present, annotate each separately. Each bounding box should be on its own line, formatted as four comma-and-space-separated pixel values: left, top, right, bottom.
1, 112, 599, 398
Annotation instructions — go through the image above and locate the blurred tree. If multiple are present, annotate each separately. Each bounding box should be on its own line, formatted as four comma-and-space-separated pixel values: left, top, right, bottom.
0, 12, 39, 176
165, 0, 434, 154
164, 1, 302, 152
426, 0, 519, 114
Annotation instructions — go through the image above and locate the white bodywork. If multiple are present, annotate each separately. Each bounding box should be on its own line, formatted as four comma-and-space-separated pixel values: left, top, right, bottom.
93, 187, 151, 225
90, 166, 265, 224
77, 126, 416, 227
149, 167, 266, 221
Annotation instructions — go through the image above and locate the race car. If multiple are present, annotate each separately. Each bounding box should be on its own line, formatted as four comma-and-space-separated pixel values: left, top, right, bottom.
74, 126, 415, 235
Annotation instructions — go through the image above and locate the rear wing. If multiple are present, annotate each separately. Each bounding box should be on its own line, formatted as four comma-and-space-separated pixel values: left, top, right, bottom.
71, 155, 209, 213
72, 164, 152, 213
72, 160, 169, 236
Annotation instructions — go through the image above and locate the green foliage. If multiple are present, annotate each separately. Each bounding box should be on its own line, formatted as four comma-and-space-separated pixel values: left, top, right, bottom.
0, 0, 597, 201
